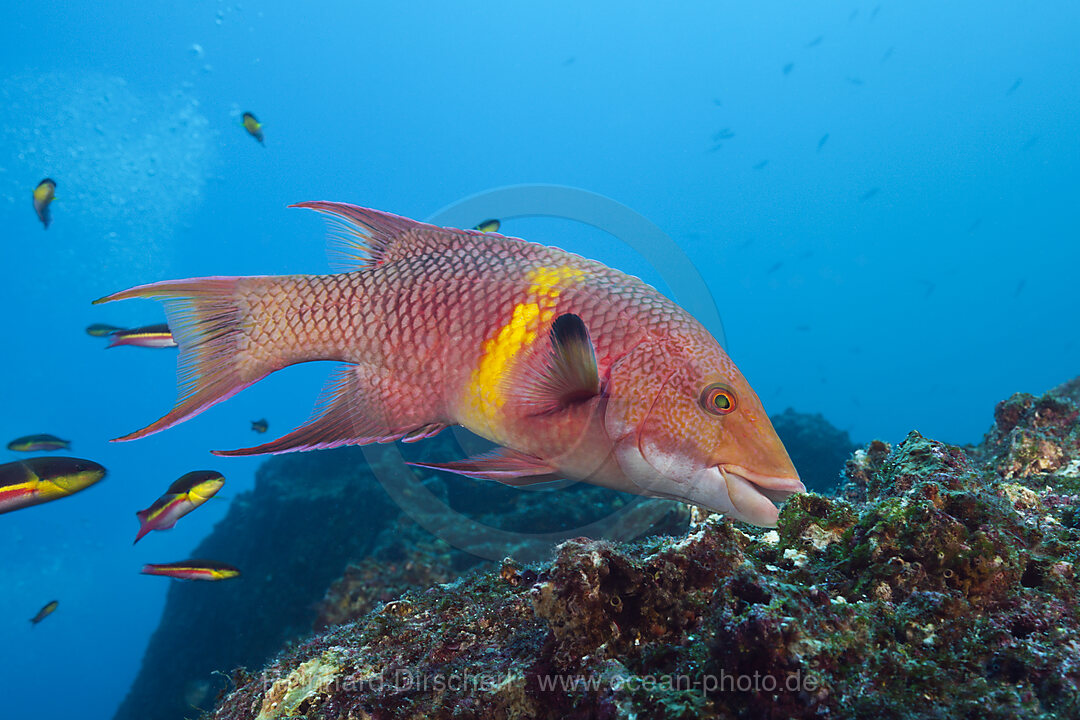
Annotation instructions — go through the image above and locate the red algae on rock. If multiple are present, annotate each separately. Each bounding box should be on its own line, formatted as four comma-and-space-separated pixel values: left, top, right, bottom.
205, 383, 1080, 720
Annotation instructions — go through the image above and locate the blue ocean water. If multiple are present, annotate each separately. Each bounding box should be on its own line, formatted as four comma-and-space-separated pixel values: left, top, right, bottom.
1, 2, 1077, 718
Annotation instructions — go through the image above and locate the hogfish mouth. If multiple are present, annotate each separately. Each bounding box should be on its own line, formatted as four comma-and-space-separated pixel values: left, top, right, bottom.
716, 464, 806, 527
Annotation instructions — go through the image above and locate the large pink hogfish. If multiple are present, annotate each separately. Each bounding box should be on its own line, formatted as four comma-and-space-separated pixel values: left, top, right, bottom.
96, 203, 804, 526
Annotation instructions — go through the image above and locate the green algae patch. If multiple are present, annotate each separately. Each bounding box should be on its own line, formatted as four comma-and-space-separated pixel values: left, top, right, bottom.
255, 654, 342, 720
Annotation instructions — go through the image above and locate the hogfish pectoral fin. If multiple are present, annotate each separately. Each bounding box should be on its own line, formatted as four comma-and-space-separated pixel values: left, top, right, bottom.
213, 364, 442, 456
513, 313, 601, 416
408, 447, 561, 486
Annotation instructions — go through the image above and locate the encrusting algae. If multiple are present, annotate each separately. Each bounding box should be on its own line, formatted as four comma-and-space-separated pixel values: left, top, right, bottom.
199, 377, 1080, 720
255, 655, 342, 720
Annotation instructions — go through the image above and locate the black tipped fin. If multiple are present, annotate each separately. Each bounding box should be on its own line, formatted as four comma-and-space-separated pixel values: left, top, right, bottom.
514, 313, 600, 415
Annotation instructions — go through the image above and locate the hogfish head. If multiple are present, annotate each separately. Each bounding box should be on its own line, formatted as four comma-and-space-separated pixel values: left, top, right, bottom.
604, 337, 803, 527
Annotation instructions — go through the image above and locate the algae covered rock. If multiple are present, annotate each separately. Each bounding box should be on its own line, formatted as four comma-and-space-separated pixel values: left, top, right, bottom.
314, 517, 464, 629
204, 382, 1080, 720
977, 389, 1080, 484
116, 422, 699, 720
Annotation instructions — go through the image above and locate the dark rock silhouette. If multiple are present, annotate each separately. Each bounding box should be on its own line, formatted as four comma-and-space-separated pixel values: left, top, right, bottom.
771, 408, 858, 493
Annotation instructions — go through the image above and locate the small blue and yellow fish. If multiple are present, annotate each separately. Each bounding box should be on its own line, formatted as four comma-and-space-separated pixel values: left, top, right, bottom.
141, 560, 240, 581
0, 457, 105, 514
134, 471, 225, 544
7, 434, 70, 452
474, 219, 500, 233
30, 600, 59, 625
251, 419, 269, 434
107, 323, 177, 349
241, 112, 264, 144
33, 178, 56, 229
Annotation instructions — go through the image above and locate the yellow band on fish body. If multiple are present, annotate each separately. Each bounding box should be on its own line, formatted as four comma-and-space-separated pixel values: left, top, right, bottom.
464, 265, 585, 435
0, 477, 69, 503
0, 479, 39, 503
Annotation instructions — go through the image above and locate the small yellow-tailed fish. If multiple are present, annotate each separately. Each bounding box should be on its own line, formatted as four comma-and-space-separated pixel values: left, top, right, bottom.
30, 600, 59, 625
107, 323, 177, 349
474, 219, 500, 233
7, 434, 70, 452
141, 560, 240, 581
96, 202, 803, 527
0, 457, 105, 515
32, 178, 56, 229
86, 323, 123, 338
241, 112, 264, 145
251, 419, 269, 433
133, 470, 225, 544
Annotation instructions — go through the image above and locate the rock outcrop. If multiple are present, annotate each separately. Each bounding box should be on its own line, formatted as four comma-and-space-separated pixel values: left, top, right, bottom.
202, 384, 1080, 720
113, 409, 856, 720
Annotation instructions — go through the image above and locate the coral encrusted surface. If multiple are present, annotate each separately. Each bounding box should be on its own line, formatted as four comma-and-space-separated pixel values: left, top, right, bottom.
204, 379, 1080, 720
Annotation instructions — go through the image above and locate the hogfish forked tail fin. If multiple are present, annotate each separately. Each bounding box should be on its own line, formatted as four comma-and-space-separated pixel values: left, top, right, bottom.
93, 276, 283, 442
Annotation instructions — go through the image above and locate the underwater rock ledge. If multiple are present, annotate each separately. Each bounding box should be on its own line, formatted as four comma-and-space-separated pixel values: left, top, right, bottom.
204, 379, 1080, 720
112, 428, 702, 720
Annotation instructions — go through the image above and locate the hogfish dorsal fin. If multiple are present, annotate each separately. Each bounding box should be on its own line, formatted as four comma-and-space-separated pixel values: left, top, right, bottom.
291, 201, 514, 271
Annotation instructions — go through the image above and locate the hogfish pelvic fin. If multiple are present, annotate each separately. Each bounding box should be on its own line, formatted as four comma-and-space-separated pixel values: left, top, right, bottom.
408, 447, 561, 486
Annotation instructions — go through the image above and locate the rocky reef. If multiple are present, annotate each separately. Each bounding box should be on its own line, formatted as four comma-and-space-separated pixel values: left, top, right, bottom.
114, 430, 722, 720
111, 409, 861, 720
200, 380, 1080, 720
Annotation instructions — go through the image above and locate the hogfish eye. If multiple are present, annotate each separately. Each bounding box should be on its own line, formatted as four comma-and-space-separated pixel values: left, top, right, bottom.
700, 383, 737, 416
